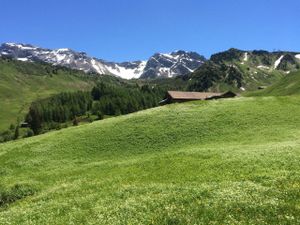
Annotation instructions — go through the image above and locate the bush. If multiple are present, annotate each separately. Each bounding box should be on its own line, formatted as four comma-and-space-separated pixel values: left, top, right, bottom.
0, 184, 36, 207
25, 129, 34, 138
0, 130, 13, 143
61, 124, 68, 129
97, 111, 104, 120
9, 124, 15, 131
47, 122, 62, 130
73, 117, 79, 126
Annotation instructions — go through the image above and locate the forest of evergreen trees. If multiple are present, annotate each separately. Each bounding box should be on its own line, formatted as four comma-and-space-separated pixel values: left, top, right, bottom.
25, 91, 93, 134
90, 83, 162, 115
24, 83, 164, 135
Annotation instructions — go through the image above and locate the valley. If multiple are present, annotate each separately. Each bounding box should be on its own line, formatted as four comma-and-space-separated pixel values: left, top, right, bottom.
1, 1, 299, 224
1, 44, 300, 224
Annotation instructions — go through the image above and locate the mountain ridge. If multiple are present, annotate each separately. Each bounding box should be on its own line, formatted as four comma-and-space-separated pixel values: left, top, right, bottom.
0, 43, 206, 79
188, 48, 300, 92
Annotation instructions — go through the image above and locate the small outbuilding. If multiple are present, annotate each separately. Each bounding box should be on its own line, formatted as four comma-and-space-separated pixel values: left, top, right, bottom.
159, 91, 236, 105
20, 122, 29, 128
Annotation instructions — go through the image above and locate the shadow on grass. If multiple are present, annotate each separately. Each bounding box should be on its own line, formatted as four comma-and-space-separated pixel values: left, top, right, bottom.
0, 184, 37, 208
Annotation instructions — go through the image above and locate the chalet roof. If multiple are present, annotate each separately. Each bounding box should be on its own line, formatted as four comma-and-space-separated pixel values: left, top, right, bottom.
167, 91, 222, 100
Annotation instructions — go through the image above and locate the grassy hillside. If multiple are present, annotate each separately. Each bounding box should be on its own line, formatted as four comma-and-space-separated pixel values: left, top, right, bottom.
1, 96, 300, 224
0, 57, 187, 134
246, 70, 300, 96
0, 57, 97, 131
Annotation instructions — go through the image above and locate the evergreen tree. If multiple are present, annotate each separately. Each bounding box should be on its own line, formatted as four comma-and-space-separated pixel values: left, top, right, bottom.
26, 106, 42, 135
14, 125, 19, 140
91, 86, 101, 100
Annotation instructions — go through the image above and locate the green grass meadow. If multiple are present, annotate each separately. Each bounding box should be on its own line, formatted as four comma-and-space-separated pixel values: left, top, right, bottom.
1, 96, 300, 224
246, 70, 300, 97
0, 59, 94, 131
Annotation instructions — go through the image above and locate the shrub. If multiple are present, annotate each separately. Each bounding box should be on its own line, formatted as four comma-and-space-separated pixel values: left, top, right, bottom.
0, 184, 36, 207
0, 130, 13, 143
25, 129, 34, 138
73, 117, 79, 126
97, 111, 104, 120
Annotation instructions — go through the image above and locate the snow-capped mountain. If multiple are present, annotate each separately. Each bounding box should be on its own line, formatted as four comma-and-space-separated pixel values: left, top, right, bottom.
140, 51, 206, 79
0, 43, 206, 79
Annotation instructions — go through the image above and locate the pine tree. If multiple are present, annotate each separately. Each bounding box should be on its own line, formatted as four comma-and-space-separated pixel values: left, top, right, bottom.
27, 106, 42, 135
14, 125, 19, 140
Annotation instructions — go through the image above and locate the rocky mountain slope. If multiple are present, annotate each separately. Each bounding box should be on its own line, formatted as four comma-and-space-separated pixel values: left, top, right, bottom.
188, 48, 300, 92
0, 43, 205, 79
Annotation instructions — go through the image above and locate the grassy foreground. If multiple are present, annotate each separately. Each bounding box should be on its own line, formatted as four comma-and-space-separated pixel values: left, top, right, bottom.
0, 96, 300, 224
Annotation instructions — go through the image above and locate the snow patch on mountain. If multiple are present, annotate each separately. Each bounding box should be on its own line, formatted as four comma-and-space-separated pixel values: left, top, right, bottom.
17, 58, 29, 61
6, 43, 37, 50
106, 61, 146, 79
274, 55, 284, 69
243, 52, 248, 61
91, 59, 106, 74
295, 54, 300, 60
257, 65, 270, 70
56, 53, 67, 62
57, 48, 70, 52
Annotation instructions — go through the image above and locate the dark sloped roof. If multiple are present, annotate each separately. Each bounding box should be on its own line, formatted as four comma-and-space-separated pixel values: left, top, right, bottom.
167, 91, 222, 100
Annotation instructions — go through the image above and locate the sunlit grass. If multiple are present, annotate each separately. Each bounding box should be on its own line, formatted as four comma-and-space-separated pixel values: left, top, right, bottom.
0, 96, 300, 224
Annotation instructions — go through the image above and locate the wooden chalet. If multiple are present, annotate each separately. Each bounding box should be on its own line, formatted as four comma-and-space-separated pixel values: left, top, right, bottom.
159, 91, 236, 105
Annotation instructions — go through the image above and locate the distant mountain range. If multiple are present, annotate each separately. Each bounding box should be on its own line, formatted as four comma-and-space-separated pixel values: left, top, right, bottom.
1, 42, 300, 92
0, 43, 206, 79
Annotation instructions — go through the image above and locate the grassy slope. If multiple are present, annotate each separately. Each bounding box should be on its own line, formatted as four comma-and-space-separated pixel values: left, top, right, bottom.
246, 70, 300, 96
0, 96, 300, 224
0, 58, 184, 133
0, 58, 95, 131
237, 62, 285, 90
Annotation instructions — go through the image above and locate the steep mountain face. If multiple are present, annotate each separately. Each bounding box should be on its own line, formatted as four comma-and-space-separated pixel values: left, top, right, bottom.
188, 48, 300, 92
0, 43, 205, 79
140, 51, 206, 79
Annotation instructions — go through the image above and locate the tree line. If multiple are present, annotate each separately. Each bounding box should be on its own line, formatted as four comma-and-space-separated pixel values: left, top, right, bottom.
91, 83, 162, 115
24, 83, 164, 135
25, 91, 93, 134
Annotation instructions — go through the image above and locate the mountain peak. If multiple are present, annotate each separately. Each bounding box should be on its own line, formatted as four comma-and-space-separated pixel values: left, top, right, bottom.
139, 51, 206, 79
3, 42, 38, 50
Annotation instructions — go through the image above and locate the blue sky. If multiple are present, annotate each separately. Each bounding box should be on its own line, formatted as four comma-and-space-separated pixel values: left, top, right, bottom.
1, 0, 299, 61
